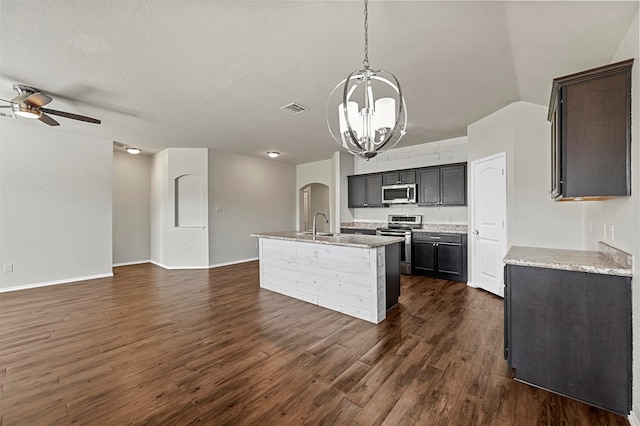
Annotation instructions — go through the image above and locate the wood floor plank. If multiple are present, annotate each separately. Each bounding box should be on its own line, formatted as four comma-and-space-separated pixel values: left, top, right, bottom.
0, 261, 630, 425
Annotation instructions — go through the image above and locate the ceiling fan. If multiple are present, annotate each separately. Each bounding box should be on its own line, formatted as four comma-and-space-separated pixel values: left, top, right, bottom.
0, 84, 101, 126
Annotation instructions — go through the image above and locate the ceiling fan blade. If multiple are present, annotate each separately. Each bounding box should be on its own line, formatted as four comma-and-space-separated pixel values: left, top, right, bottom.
39, 113, 60, 126
41, 108, 101, 124
24, 92, 53, 107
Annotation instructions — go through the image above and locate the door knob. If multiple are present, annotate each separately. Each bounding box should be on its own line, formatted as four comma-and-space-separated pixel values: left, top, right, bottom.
474, 229, 479, 235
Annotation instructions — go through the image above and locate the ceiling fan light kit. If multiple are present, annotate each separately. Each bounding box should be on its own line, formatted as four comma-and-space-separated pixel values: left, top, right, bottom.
326, 0, 407, 160
0, 84, 101, 127
13, 103, 42, 119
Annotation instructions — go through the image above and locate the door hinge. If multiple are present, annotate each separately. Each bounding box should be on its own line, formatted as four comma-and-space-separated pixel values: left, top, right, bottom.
502, 168, 504, 176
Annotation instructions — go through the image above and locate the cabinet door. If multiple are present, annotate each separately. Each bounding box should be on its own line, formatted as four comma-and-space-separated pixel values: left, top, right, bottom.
383, 170, 416, 185
563, 70, 631, 197
413, 242, 436, 272
417, 168, 440, 205
441, 164, 466, 206
436, 243, 463, 276
365, 174, 383, 207
399, 170, 416, 184
382, 172, 400, 186
348, 175, 366, 208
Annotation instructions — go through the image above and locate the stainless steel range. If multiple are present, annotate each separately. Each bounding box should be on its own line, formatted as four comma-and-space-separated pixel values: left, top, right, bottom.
377, 214, 422, 274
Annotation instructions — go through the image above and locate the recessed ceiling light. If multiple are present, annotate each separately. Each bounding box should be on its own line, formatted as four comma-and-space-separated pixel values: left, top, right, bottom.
126, 147, 141, 155
267, 151, 279, 158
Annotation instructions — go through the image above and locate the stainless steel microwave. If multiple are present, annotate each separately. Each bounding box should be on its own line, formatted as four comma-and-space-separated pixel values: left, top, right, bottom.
381, 183, 417, 204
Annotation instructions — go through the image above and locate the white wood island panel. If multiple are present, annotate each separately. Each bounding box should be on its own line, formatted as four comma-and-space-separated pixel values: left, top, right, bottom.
253, 232, 403, 324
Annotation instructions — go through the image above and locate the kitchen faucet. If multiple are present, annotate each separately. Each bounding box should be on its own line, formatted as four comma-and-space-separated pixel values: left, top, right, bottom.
312, 212, 329, 236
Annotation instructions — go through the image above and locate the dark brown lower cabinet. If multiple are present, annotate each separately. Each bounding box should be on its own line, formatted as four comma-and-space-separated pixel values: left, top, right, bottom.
412, 232, 467, 283
504, 264, 631, 415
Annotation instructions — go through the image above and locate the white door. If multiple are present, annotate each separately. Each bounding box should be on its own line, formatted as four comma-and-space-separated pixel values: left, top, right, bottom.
470, 153, 507, 297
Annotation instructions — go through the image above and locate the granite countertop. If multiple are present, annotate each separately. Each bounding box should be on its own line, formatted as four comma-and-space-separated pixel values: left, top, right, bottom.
251, 231, 405, 248
415, 224, 468, 234
340, 222, 385, 230
503, 244, 632, 277
340, 222, 468, 234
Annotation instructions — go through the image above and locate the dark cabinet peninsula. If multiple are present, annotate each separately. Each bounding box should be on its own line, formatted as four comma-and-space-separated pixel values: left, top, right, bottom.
503, 245, 632, 415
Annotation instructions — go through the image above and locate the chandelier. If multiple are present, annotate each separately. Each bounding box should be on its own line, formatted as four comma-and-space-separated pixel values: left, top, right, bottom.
326, 0, 407, 160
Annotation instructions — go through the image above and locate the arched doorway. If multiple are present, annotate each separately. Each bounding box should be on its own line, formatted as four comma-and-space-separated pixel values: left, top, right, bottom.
299, 183, 330, 232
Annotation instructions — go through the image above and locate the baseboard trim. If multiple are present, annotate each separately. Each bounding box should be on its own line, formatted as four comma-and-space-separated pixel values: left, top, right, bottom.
149, 260, 209, 270
629, 410, 639, 426
209, 257, 258, 269
113, 260, 151, 267
0, 272, 114, 293
466, 280, 478, 288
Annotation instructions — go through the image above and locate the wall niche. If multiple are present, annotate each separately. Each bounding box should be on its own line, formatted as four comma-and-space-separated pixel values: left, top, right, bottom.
174, 174, 203, 227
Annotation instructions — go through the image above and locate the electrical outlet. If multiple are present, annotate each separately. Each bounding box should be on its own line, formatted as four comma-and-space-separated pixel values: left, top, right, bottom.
255, 242, 259, 249
4, 264, 13, 273
610, 224, 615, 241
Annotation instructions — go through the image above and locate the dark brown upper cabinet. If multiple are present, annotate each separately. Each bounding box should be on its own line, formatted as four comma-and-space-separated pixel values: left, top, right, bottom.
417, 163, 467, 206
548, 59, 633, 201
382, 170, 416, 185
347, 173, 384, 208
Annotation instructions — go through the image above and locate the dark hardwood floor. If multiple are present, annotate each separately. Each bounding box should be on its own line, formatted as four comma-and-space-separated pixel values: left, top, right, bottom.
0, 261, 629, 425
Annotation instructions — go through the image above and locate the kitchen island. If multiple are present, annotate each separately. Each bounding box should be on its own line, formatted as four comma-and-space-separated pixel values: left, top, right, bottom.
251, 231, 404, 324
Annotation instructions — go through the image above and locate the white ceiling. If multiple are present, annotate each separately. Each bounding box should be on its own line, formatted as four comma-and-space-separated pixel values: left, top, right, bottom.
0, 1, 637, 164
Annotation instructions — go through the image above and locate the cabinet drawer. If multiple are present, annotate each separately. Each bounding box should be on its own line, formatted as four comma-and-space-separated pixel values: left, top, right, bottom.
413, 232, 462, 244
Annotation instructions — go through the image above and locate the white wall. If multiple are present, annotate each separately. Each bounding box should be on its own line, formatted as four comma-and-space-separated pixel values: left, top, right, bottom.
112, 151, 151, 266
334, 151, 354, 231
150, 149, 168, 266
0, 121, 113, 291
581, 11, 639, 421
350, 137, 469, 224
150, 148, 209, 269
467, 101, 584, 251
353, 136, 468, 174
208, 150, 296, 266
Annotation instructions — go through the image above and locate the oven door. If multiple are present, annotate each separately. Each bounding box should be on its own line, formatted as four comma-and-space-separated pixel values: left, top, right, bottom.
377, 229, 411, 274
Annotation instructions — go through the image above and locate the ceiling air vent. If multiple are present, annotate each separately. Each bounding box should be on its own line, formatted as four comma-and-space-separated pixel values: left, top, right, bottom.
280, 102, 308, 115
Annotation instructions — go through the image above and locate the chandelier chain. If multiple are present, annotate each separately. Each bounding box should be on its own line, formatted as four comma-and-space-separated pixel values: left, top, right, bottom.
363, 0, 369, 69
